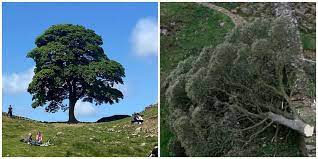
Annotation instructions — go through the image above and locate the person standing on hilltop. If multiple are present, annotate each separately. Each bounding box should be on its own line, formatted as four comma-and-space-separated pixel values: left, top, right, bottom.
8, 105, 13, 118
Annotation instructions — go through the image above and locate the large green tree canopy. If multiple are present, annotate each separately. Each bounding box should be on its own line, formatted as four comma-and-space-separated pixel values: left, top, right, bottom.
27, 24, 125, 123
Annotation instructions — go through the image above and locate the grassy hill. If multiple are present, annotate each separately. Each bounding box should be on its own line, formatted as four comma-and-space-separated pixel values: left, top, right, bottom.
2, 105, 157, 157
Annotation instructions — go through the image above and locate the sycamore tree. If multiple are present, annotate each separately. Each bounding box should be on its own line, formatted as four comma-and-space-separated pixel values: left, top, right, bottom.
27, 24, 125, 123
163, 16, 315, 156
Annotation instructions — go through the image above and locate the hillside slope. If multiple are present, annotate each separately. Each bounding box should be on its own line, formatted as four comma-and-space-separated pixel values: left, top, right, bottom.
2, 105, 157, 157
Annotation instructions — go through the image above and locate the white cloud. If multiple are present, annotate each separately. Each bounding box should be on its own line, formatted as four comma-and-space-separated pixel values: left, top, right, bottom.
131, 17, 158, 56
75, 100, 97, 117
3, 67, 34, 94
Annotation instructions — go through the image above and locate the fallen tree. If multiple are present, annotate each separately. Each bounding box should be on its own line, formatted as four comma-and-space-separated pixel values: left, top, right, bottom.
163, 16, 315, 156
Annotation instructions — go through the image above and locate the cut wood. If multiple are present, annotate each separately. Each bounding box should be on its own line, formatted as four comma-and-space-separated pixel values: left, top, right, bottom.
266, 112, 314, 137
231, 104, 314, 137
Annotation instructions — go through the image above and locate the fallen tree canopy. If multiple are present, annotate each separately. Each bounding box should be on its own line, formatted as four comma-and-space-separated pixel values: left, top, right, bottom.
163, 16, 315, 156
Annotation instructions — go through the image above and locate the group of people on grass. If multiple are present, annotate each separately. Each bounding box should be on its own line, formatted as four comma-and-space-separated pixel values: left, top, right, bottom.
131, 113, 144, 124
8, 105, 47, 146
20, 131, 43, 146
11, 104, 147, 149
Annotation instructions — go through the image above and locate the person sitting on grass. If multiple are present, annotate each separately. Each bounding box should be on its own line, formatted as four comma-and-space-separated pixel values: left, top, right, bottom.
131, 113, 144, 124
35, 131, 43, 144
135, 113, 144, 124
20, 133, 32, 144
20, 131, 44, 146
29, 131, 43, 146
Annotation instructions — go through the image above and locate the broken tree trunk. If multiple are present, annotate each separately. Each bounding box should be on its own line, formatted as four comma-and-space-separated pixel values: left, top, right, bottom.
232, 104, 314, 137
266, 112, 314, 137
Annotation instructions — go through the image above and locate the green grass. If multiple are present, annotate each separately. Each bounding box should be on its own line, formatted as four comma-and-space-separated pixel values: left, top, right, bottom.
160, 2, 235, 77
160, 3, 234, 156
213, 2, 240, 10
300, 31, 316, 51
2, 106, 158, 157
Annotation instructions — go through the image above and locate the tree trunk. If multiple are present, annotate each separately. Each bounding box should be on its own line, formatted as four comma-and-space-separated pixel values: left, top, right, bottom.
68, 97, 78, 123
232, 105, 314, 137
266, 112, 314, 137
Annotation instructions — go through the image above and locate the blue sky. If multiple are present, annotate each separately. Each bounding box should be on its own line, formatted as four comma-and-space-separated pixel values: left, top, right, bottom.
2, 2, 158, 122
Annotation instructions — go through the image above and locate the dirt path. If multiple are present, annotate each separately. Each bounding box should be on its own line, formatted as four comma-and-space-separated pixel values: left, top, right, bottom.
198, 2, 246, 27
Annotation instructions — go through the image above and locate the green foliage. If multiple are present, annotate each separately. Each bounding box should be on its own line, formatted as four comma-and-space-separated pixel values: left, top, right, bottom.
160, 3, 235, 156
300, 31, 316, 51
27, 24, 125, 118
2, 106, 157, 157
167, 137, 186, 156
164, 16, 307, 156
